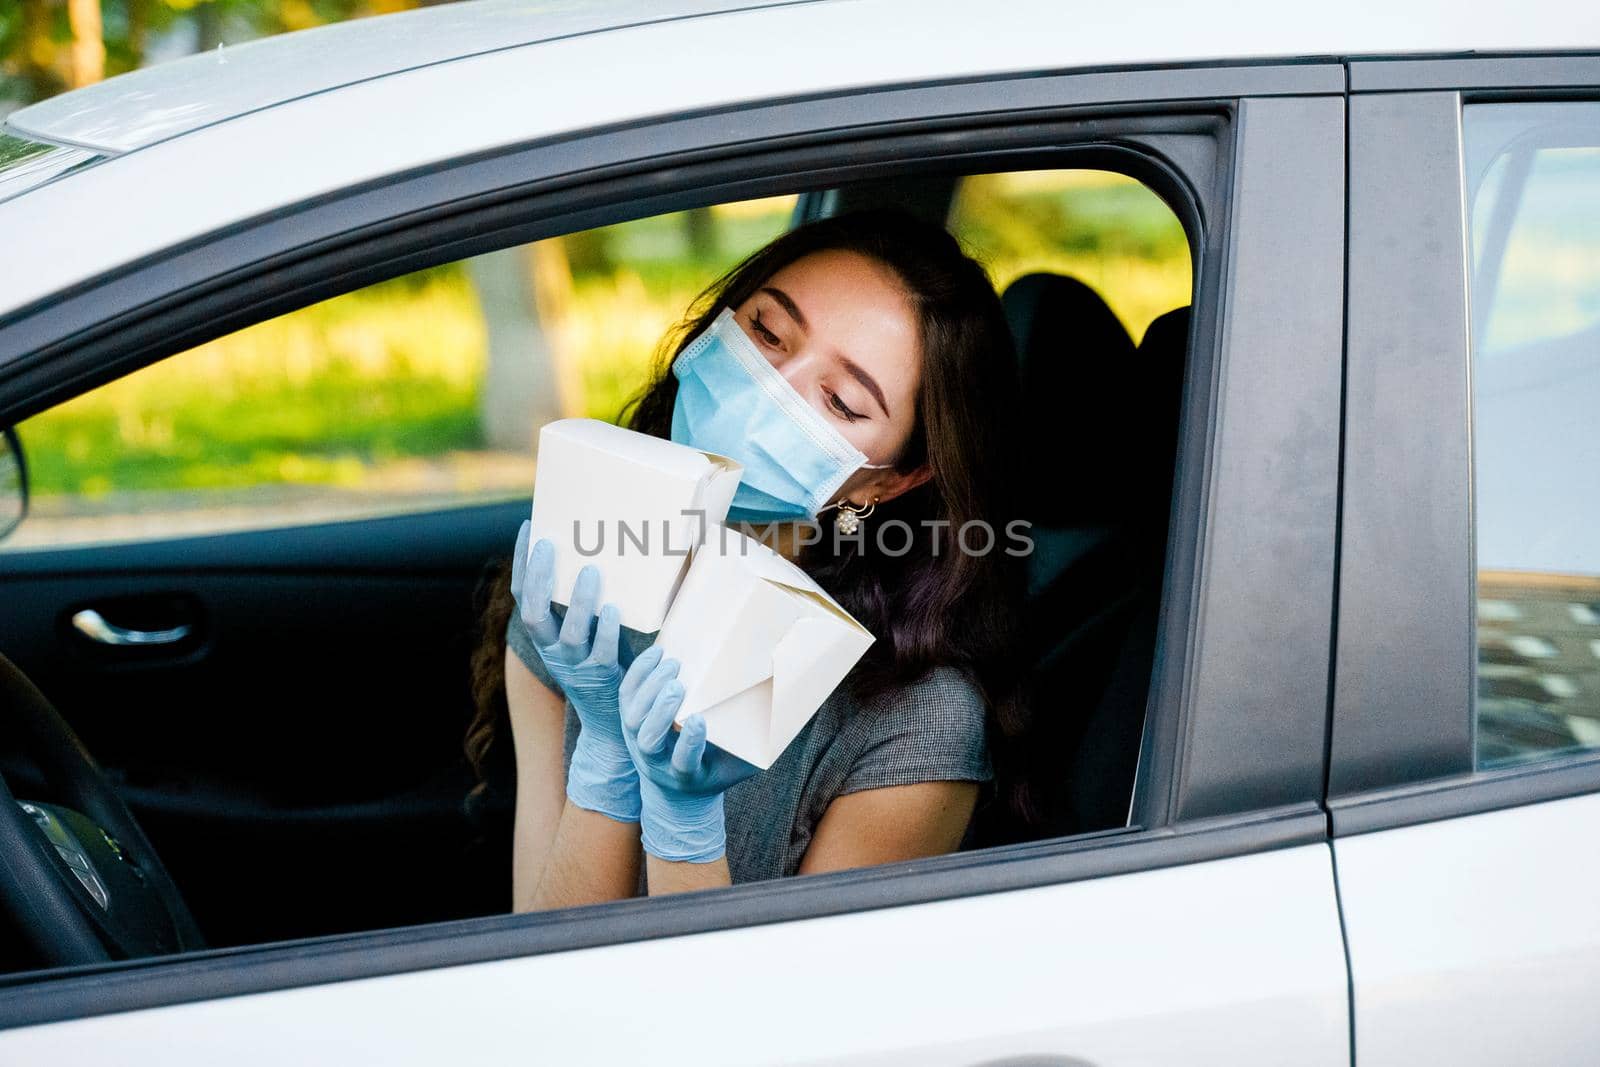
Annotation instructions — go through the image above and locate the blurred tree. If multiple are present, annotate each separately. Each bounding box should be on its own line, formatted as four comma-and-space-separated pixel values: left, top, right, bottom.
469, 240, 584, 453
67, 0, 104, 85
2, 0, 68, 104
561, 226, 614, 277
682, 206, 718, 262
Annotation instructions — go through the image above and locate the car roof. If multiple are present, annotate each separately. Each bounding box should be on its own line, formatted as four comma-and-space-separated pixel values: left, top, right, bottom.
9, 0, 1600, 157
4, 0, 820, 154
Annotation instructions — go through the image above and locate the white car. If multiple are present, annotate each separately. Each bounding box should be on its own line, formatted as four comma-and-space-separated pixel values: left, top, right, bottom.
2, 1, 1600, 1063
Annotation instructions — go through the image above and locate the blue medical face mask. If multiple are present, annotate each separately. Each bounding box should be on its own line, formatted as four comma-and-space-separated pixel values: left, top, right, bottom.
669, 306, 893, 524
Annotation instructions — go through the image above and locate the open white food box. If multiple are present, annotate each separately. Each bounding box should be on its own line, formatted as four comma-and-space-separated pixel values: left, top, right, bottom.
656, 524, 875, 769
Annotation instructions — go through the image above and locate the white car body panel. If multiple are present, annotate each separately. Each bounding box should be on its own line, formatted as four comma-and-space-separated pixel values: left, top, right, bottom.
3, 0, 1600, 320
1336, 791, 1600, 1064
0, 845, 1349, 1065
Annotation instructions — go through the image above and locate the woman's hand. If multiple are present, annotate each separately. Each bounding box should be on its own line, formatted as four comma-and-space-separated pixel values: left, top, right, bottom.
510, 518, 638, 823
619, 649, 760, 862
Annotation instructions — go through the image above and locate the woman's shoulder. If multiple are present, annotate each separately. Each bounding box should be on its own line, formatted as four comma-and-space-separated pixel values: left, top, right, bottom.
854, 662, 988, 728
830, 663, 992, 792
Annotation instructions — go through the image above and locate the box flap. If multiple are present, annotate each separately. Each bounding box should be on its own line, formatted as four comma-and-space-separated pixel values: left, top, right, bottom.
540, 417, 725, 485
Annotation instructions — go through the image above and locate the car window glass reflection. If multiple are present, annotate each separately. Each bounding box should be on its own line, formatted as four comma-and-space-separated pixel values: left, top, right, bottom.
1466, 102, 1600, 768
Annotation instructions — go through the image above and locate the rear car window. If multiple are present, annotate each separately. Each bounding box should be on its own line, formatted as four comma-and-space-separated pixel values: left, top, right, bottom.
1466, 101, 1600, 768
0, 128, 100, 206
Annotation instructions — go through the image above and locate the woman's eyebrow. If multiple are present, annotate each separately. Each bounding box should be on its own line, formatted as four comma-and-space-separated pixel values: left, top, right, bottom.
838, 354, 890, 418
759, 286, 808, 330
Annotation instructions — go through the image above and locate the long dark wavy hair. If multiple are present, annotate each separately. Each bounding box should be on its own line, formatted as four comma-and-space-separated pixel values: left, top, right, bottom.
464, 207, 1037, 837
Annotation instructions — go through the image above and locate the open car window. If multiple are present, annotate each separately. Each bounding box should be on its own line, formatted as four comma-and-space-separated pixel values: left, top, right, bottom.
0, 164, 1192, 976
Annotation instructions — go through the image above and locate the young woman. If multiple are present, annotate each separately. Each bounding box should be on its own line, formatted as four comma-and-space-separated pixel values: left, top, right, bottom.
465, 208, 1034, 909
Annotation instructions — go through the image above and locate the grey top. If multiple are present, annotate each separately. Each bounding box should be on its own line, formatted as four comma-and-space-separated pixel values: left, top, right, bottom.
505, 607, 992, 890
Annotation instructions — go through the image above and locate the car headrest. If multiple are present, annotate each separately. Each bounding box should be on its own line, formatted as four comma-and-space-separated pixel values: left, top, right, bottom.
1127, 305, 1191, 522
1003, 271, 1134, 394
1002, 272, 1140, 526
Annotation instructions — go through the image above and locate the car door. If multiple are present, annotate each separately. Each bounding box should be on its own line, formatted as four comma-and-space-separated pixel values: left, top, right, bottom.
0, 42, 1349, 1065
1331, 56, 1600, 1065
0, 496, 523, 948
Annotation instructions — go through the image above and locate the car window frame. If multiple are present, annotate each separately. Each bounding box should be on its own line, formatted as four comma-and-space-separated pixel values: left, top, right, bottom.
0, 61, 1346, 1027
1329, 55, 1600, 837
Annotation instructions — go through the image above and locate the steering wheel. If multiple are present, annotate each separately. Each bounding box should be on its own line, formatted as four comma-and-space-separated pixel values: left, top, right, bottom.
0, 650, 204, 966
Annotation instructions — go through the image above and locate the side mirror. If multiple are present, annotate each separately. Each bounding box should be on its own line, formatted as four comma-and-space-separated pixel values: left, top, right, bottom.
0, 426, 28, 543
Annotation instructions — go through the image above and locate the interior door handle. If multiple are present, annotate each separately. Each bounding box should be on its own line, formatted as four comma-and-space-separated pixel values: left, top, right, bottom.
71, 609, 192, 647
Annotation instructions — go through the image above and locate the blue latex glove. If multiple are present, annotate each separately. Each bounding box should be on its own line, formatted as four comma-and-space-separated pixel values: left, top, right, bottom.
510, 518, 638, 823
618, 647, 760, 862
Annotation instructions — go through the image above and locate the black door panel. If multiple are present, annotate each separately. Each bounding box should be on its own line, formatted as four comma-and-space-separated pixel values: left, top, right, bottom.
0, 498, 526, 945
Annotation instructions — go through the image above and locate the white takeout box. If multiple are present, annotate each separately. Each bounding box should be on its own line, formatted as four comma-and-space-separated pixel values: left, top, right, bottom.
528, 418, 742, 633
656, 524, 876, 769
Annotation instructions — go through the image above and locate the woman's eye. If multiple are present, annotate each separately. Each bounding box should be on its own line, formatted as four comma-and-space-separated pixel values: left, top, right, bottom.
828, 391, 863, 422
751, 312, 780, 346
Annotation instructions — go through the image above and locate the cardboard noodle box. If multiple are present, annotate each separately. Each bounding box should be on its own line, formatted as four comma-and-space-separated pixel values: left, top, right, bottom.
528, 418, 742, 633
656, 523, 876, 770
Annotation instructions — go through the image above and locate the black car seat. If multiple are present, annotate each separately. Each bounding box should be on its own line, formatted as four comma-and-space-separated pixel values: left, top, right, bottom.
969, 274, 1190, 847
1001, 273, 1138, 601
1052, 305, 1188, 836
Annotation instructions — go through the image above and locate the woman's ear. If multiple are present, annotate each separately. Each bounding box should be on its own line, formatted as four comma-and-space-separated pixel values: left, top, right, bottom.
862, 463, 933, 507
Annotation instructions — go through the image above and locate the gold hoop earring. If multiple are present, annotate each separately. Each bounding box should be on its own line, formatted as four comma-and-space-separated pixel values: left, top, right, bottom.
833, 497, 877, 535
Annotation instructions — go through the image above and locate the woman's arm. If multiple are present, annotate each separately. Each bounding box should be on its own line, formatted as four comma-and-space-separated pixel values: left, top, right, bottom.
529, 801, 643, 910
796, 781, 979, 874
644, 852, 731, 896
505, 649, 642, 912
644, 779, 978, 892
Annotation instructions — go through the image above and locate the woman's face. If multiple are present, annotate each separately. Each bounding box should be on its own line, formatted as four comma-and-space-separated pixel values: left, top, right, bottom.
729, 248, 931, 508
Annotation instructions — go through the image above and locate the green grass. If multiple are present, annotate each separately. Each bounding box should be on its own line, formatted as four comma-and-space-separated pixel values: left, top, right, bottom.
21, 262, 489, 498
22, 374, 481, 496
